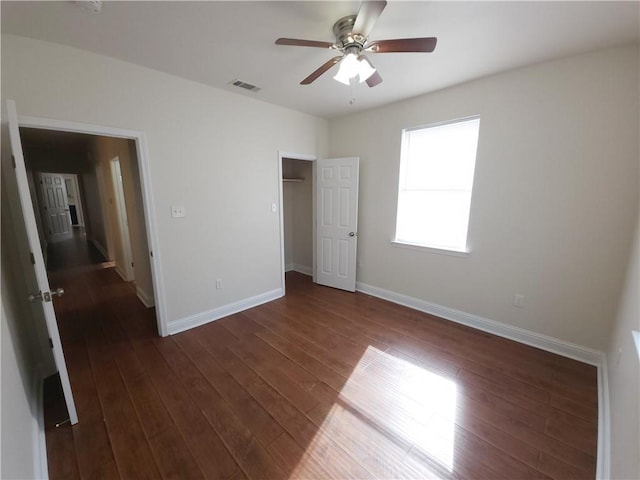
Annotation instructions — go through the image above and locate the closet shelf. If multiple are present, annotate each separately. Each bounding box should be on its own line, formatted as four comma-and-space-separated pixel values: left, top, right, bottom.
283, 177, 304, 182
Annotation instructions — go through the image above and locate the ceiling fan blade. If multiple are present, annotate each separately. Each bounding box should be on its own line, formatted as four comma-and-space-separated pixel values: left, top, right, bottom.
366, 37, 438, 53
276, 38, 335, 49
353, 0, 387, 38
300, 56, 343, 85
366, 70, 382, 88
357, 54, 382, 88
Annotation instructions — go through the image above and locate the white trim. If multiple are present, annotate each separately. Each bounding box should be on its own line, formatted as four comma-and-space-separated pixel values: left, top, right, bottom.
136, 286, 154, 308
114, 265, 128, 283
167, 288, 284, 335
90, 239, 109, 261
32, 367, 48, 480
17, 114, 168, 337
391, 240, 470, 258
292, 264, 313, 276
285, 263, 294, 272
596, 359, 610, 480
356, 281, 604, 365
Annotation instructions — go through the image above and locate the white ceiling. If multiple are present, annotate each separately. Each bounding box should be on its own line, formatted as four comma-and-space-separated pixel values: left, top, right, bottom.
2, 1, 638, 118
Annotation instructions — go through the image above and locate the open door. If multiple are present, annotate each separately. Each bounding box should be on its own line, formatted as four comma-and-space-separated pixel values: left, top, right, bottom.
316, 157, 359, 292
7, 99, 78, 424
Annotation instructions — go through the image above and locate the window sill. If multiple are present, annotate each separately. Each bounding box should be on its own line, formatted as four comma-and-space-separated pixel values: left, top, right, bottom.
390, 240, 470, 258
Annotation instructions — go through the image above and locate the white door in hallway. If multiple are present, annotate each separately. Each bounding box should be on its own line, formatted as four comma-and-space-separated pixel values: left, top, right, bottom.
316, 157, 359, 292
39, 172, 73, 243
7, 99, 78, 424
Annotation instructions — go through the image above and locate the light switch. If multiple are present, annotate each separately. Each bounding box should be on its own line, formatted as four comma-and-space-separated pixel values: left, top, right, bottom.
171, 205, 186, 218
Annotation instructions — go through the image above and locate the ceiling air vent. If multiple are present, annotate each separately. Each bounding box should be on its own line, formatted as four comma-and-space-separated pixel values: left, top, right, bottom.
229, 79, 261, 93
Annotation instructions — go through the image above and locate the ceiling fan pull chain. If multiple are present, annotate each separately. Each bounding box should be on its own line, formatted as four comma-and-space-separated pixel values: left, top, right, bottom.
349, 80, 356, 105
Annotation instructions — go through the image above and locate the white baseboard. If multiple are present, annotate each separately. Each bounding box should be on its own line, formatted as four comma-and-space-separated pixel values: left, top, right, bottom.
136, 286, 154, 308
167, 288, 284, 335
114, 266, 128, 282
285, 263, 294, 272
356, 281, 603, 365
355, 281, 609, 478
33, 366, 48, 480
292, 264, 312, 276
90, 239, 109, 261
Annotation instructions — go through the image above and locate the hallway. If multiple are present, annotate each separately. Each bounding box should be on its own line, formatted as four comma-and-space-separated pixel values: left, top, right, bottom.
46, 228, 111, 274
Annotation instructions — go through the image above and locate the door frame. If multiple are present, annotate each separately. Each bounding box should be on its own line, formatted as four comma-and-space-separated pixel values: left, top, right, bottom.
277, 150, 316, 295
18, 114, 169, 337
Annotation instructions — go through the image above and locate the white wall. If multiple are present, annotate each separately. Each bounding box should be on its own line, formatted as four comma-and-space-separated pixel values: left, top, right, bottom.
0, 166, 50, 479
2, 34, 329, 331
1, 294, 38, 480
607, 211, 640, 479
329, 44, 639, 351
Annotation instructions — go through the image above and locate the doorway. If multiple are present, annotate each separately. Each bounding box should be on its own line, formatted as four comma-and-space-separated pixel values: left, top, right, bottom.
282, 158, 314, 274
278, 152, 316, 294
278, 152, 361, 294
17, 115, 166, 336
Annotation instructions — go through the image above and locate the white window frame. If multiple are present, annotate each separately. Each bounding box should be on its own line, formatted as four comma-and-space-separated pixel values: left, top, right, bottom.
392, 116, 480, 256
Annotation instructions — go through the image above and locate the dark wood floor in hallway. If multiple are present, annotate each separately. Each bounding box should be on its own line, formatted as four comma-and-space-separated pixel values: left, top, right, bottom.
45, 266, 598, 479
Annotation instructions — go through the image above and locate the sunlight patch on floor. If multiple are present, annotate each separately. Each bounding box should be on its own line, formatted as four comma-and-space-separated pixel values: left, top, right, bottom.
289, 346, 458, 478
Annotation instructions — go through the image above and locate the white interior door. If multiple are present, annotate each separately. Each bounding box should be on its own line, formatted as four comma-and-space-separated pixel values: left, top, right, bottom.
39, 172, 73, 243
316, 157, 359, 291
7, 99, 78, 425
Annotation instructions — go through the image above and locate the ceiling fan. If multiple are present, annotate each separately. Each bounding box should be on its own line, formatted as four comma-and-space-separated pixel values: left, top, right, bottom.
275, 0, 437, 88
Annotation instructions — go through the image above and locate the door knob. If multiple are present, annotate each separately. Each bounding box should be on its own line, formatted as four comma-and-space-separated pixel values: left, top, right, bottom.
28, 291, 43, 302
28, 288, 64, 303
349, 232, 356, 237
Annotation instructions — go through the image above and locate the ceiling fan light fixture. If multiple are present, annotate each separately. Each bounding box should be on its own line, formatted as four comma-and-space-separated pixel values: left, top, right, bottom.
357, 55, 376, 82
333, 51, 376, 85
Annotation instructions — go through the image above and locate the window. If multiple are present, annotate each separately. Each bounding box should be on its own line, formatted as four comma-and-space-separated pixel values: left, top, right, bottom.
394, 116, 480, 253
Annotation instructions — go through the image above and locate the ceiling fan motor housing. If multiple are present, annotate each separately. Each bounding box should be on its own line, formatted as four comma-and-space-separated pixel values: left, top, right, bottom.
333, 15, 366, 52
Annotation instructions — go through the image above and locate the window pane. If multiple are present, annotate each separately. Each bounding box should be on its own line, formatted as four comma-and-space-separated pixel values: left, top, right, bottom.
404, 118, 480, 191
396, 191, 472, 250
396, 117, 480, 251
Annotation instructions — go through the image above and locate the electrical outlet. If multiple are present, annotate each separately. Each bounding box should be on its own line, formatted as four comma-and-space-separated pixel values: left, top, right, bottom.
171, 205, 186, 218
514, 294, 525, 308
216, 279, 222, 290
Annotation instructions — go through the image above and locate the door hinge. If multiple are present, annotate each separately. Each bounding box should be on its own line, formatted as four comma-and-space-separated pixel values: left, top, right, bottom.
29, 252, 35, 265
150, 251, 153, 258
131, 261, 134, 267
48, 337, 53, 349
11, 155, 16, 168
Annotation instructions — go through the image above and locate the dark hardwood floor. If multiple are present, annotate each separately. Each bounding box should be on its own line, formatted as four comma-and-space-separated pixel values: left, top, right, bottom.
44, 241, 598, 479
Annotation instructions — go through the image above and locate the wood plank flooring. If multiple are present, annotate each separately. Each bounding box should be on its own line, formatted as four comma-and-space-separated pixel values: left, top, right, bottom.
45, 264, 598, 479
